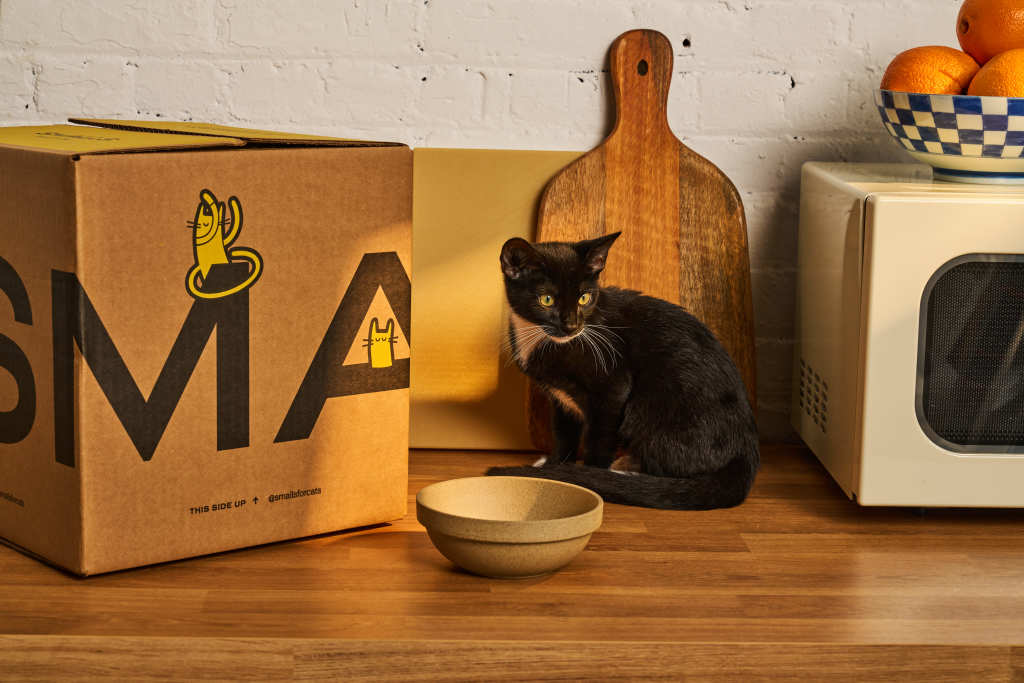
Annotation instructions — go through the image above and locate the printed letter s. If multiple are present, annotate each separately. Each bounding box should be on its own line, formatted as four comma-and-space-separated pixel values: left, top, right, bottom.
0, 256, 35, 444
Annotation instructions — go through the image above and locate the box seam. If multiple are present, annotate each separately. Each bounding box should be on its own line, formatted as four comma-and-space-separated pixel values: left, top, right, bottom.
68, 118, 405, 149
70, 156, 87, 574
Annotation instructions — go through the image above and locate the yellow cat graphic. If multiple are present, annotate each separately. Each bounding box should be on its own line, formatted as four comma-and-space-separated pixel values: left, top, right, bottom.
186, 189, 263, 299
365, 318, 397, 368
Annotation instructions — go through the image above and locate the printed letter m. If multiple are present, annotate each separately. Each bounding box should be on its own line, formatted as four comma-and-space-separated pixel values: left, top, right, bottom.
51, 264, 250, 466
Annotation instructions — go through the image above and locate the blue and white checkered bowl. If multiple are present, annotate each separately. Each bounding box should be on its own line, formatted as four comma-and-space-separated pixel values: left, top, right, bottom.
876, 89, 1024, 184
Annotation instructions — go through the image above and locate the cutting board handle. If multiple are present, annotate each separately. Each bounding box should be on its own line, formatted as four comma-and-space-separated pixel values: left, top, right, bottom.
609, 29, 676, 141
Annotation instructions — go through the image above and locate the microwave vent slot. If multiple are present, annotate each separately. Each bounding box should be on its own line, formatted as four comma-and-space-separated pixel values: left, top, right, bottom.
799, 357, 829, 434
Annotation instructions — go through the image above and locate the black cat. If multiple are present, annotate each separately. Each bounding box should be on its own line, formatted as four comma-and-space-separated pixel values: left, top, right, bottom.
487, 232, 759, 510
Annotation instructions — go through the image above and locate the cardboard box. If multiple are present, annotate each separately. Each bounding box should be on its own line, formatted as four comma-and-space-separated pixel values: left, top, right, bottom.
0, 120, 411, 575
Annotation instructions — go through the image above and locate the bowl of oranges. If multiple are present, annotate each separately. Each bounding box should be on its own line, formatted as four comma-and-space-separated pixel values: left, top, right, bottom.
878, 0, 1024, 183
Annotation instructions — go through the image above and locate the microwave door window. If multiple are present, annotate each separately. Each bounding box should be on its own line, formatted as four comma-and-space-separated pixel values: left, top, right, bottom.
919, 255, 1024, 451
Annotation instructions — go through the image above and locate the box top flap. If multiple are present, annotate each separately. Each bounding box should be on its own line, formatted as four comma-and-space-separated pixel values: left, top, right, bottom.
69, 119, 404, 148
0, 124, 244, 156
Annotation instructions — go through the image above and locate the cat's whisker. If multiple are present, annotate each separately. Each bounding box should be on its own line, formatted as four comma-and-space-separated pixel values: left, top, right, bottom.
579, 328, 607, 374
590, 317, 627, 336
500, 339, 522, 359
596, 333, 613, 371
512, 327, 547, 343
501, 321, 552, 366
592, 327, 624, 344
595, 336, 610, 374
503, 333, 543, 359
589, 327, 622, 361
591, 326, 622, 373
589, 324, 625, 345
589, 324, 622, 354
587, 337, 605, 375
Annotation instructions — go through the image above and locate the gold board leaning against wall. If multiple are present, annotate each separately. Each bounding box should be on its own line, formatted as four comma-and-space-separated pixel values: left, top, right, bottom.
410, 148, 582, 450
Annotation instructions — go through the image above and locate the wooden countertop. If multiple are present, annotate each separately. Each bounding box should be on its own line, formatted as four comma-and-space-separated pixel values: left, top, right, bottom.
3, 445, 1023, 681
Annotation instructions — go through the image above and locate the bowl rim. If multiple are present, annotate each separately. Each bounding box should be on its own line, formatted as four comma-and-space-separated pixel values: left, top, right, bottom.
876, 88, 1024, 102
416, 476, 604, 544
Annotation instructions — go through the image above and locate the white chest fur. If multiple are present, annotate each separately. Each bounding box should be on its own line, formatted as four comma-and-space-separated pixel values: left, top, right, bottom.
508, 311, 546, 368
508, 312, 585, 420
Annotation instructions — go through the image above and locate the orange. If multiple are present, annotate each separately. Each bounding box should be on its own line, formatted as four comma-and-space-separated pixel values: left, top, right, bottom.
967, 47, 1024, 95
879, 46, 980, 94
957, 0, 1024, 65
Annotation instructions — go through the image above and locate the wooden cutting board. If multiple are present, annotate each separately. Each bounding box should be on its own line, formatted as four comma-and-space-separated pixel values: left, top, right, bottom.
528, 29, 757, 452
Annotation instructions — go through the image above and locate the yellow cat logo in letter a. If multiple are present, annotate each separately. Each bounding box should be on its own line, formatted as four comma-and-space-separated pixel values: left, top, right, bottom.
365, 318, 397, 368
185, 189, 263, 299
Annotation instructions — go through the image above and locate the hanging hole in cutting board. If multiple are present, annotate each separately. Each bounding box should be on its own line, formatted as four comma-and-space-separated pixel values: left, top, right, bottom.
637, 59, 648, 76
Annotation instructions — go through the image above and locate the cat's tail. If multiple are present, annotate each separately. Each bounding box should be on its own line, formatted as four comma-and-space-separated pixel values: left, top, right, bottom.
485, 456, 754, 511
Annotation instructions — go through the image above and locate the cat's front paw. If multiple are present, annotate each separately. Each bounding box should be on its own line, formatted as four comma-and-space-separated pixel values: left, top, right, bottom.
532, 456, 547, 468
610, 455, 641, 475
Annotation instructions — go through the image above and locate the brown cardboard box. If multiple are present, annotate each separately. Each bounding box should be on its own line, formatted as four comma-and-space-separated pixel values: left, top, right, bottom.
0, 120, 411, 575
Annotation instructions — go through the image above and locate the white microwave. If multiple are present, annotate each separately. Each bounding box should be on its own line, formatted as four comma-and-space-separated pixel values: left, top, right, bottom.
793, 162, 1024, 506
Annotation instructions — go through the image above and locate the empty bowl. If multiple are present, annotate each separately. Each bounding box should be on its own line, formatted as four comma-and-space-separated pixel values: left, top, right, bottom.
876, 89, 1024, 183
416, 476, 603, 578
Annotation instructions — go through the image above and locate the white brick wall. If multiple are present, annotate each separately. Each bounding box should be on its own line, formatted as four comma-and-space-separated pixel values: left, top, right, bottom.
0, 0, 964, 439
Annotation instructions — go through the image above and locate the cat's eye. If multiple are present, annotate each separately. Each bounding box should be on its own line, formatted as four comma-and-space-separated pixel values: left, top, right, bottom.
578, 292, 593, 306
538, 294, 555, 307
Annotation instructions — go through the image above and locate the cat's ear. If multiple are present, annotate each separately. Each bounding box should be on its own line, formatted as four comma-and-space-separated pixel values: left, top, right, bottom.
500, 238, 542, 280
370, 317, 380, 334
578, 231, 621, 275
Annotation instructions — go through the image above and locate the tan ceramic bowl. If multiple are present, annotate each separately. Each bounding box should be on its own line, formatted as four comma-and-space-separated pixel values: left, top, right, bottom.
416, 476, 603, 579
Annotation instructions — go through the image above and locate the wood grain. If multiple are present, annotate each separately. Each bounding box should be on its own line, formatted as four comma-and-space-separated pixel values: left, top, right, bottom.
528, 29, 756, 452
3, 445, 1024, 679
1, 637, 1018, 682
